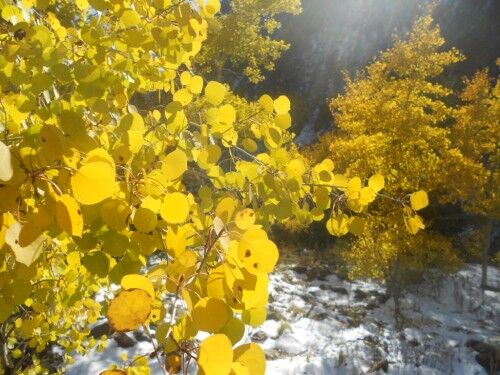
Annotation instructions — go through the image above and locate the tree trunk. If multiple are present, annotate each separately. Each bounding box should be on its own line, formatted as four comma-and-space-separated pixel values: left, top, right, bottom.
481, 217, 493, 289
387, 255, 403, 330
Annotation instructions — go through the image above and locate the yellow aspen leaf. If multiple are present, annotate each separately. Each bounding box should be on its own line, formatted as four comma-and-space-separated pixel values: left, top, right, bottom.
332, 174, 349, 188
166, 353, 182, 374
321, 158, 335, 171
173, 88, 193, 106
81, 251, 109, 277
121, 274, 155, 298
238, 237, 278, 274
162, 148, 187, 182
203, 0, 221, 18
368, 174, 385, 192
234, 208, 256, 230
0, 141, 13, 181
112, 143, 132, 164
63, 147, 81, 169
197, 144, 222, 169
166, 248, 194, 281
39, 125, 65, 162
188, 75, 203, 94
126, 130, 143, 153
410, 190, 429, 211
215, 197, 238, 224
180, 71, 191, 86
1, 5, 22, 23
83, 148, 115, 167
258, 94, 274, 113
198, 334, 233, 375
5, 222, 44, 266
120, 113, 144, 133
55, 194, 83, 237
286, 159, 306, 178
230, 362, 250, 375
240, 271, 269, 310
141, 196, 161, 212
220, 317, 245, 345
264, 126, 282, 149
107, 289, 152, 332
241, 138, 258, 153
66, 251, 80, 266
205, 81, 226, 106
326, 213, 349, 236
193, 297, 231, 333
405, 214, 425, 234
164, 226, 189, 257
218, 104, 236, 126
206, 265, 225, 299
273, 95, 290, 114
29, 206, 53, 230
71, 161, 116, 205
347, 217, 365, 236
120, 9, 141, 27
241, 306, 267, 327
99, 370, 127, 375
347, 177, 362, 198
101, 199, 131, 232
18, 223, 43, 247
358, 187, 377, 206
160, 192, 190, 224
133, 207, 158, 233
172, 314, 198, 341
233, 343, 266, 375
275, 113, 291, 129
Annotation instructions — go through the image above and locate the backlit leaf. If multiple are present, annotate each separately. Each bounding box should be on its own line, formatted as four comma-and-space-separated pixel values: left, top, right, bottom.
107, 289, 152, 332
198, 334, 233, 375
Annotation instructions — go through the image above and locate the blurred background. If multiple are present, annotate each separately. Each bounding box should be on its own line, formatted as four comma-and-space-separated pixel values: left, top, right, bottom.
226, 0, 500, 144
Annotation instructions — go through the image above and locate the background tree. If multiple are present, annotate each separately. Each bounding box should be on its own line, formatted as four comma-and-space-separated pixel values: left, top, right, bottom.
195, 0, 302, 84
448, 66, 499, 289
306, 16, 471, 305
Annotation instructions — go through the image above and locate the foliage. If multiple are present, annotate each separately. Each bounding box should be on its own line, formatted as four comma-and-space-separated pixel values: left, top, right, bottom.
195, 0, 302, 83
307, 15, 468, 281
0, 0, 418, 374
448, 66, 499, 218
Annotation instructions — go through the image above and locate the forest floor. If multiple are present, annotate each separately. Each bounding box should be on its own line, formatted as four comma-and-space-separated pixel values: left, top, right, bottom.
67, 263, 500, 375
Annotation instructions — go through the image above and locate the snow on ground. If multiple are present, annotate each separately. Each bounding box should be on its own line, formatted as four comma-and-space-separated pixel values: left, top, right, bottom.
68, 264, 500, 374
260, 264, 500, 375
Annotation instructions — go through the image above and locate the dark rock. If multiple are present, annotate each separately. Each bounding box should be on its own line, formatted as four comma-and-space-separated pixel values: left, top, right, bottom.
332, 287, 349, 295
301, 293, 315, 303
363, 335, 378, 345
322, 285, 348, 295
312, 312, 329, 321
40, 344, 65, 373
367, 358, 389, 373
133, 330, 150, 342
377, 293, 391, 304
466, 339, 500, 374
114, 332, 135, 348
251, 330, 268, 342
266, 349, 282, 360
267, 308, 285, 321
90, 321, 113, 338
292, 266, 307, 274
409, 338, 420, 347
354, 289, 367, 301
